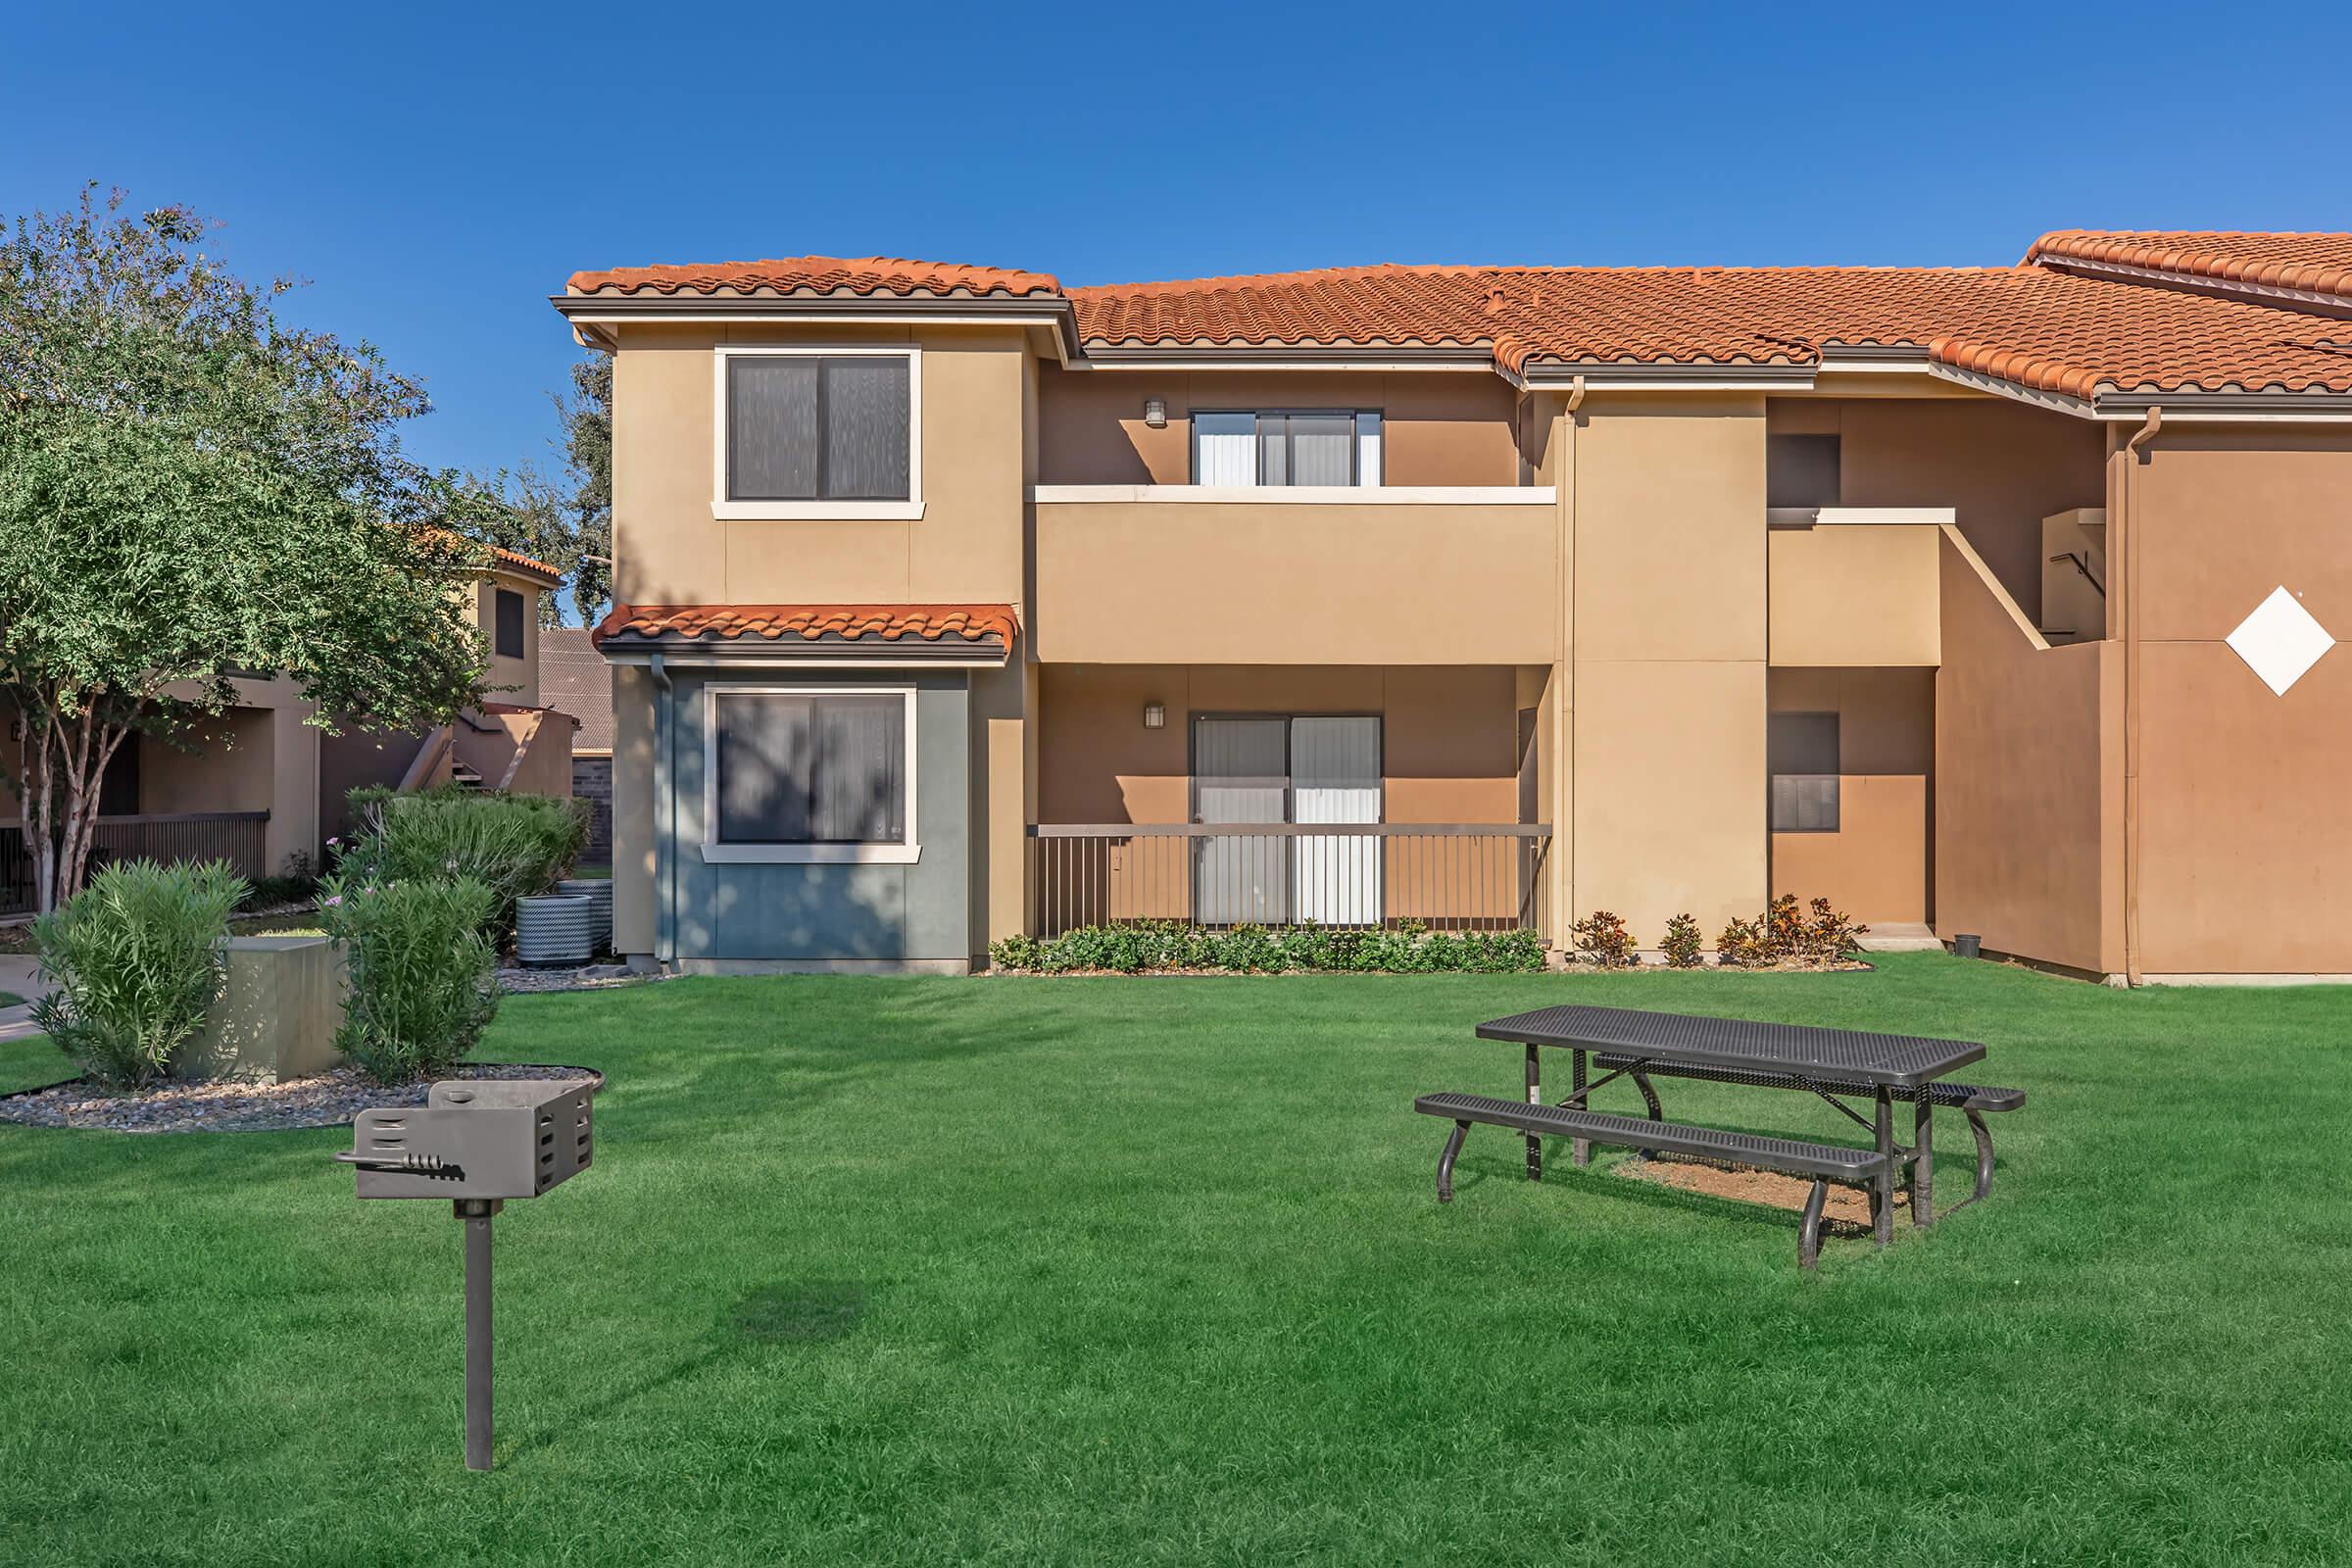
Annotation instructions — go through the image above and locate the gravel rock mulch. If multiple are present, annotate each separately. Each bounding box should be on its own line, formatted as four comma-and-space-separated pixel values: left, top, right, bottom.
494, 962, 668, 994
0, 1061, 602, 1135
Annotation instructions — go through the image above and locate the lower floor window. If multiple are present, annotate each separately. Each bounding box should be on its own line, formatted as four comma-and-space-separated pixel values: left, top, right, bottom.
1768, 710, 1839, 833
711, 689, 911, 851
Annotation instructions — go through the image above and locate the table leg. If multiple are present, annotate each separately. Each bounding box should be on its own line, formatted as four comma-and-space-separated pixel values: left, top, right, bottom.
1524, 1044, 1542, 1182
1570, 1051, 1592, 1166
1872, 1087, 1894, 1248
1911, 1097, 1935, 1227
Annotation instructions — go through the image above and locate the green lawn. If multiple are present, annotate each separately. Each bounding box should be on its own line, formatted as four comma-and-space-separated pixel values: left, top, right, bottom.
3, 956, 2348, 1565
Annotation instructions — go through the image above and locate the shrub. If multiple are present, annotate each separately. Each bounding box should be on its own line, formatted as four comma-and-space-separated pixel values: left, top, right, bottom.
1715, 913, 1767, 968
32, 859, 247, 1088
1798, 897, 1870, 965
986, 923, 1546, 975
339, 787, 589, 938
1569, 909, 1638, 968
241, 850, 321, 911
1660, 913, 1704, 968
1715, 896, 1867, 968
320, 872, 501, 1083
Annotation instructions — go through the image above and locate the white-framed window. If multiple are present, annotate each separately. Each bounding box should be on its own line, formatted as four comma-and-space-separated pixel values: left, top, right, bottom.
701, 685, 920, 864
711, 346, 922, 521
1191, 410, 1382, 486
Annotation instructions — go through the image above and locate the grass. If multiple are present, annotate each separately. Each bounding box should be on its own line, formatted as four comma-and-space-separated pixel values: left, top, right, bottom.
2, 954, 2348, 1565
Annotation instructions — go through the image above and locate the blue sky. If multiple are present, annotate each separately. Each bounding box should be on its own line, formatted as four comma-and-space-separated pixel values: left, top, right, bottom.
8, 2, 2347, 487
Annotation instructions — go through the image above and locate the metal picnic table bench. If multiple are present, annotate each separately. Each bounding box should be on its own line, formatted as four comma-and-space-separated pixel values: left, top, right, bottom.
1414, 1004, 2025, 1269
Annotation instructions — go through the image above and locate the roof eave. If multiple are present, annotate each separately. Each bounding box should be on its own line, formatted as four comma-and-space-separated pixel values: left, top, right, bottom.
552, 290, 1084, 362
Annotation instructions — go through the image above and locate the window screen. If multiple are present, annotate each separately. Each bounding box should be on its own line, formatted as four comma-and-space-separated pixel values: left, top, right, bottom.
494, 589, 526, 659
727, 356, 910, 502
1767, 434, 1841, 511
1768, 711, 1839, 832
714, 692, 907, 845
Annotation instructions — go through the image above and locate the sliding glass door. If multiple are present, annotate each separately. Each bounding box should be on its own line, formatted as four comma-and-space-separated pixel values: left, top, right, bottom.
1193, 715, 1383, 927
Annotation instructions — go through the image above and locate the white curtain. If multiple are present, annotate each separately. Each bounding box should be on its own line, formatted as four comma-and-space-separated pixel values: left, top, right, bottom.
1195, 412, 1257, 486
1290, 717, 1381, 926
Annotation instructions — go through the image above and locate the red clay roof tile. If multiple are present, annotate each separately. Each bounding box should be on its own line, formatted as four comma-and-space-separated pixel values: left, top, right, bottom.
590, 604, 1017, 649
2026, 229, 2352, 306
567, 257, 1060, 299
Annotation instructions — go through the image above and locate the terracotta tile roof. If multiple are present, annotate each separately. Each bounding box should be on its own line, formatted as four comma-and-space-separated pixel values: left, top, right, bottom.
422, 528, 565, 584
539, 627, 615, 752
2027, 230, 2352, 306
1069, 263, 2352, 399
590, 603, 1017, 649
567, 256, 1060, 299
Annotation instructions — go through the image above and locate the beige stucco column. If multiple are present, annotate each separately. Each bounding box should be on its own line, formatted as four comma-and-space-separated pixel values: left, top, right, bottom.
970, 655, 1037, 959
1565, 393, 1769, 941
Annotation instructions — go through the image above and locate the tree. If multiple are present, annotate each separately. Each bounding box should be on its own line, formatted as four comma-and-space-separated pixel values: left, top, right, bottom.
0, 186, 486, 910
557, 353, 612, 625
422, 466, 573, 627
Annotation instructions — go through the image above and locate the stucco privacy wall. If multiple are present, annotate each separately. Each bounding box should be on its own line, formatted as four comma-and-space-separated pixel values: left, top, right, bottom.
1771, 398, 2105, 622
660, 671, 972, 968
137, 675, 318, 875
2125, 428, 2352, 974
1767, 666, 1934, 923
1569, 394, 1768, 938
609, 322, 1028, 608
1036, 369, 1521, 486
1935, 529, 2121, 973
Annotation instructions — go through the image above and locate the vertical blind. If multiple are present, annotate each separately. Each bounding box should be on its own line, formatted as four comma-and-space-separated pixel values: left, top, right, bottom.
728, 356, 910, 501
715, 693, 907, 844
1190, 411, 1383, 486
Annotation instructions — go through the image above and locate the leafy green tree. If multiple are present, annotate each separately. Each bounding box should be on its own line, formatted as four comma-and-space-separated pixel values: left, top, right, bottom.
557, 353, 612, 624
422, 465, 572, 626
0, 186, 486, 910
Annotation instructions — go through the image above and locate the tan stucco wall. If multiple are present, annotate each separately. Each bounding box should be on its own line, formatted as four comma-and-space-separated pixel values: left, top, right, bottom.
1036, 369, 1521, 486
1767, 666, 1934, 923
1773, 397, 2104, 625
138, 674, 320, 873
1934, 529, 2122, 973
1032, 499, 1556, 664
1567, 395, 1768, 938
971, 658, 1037, 955
610, 322, 1029, 609
1767, 524, 1940, 666
610, 663, 657, 957
478, 570, 545, 706
2123, 427, 2352, 973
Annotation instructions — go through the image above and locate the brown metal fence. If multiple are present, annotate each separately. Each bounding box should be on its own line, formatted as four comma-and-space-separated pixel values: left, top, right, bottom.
1029, 823, 1550, 938
0, 811, 270, 914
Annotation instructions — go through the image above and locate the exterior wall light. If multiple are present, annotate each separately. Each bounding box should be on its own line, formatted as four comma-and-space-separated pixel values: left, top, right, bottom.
1143, 701, 1166, 730
1143, 398, 1167, 429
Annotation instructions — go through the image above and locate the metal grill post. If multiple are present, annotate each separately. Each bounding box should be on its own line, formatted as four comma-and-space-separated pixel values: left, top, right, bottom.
1524, 1044, 1543, 1181
459, 1199, 499, 1471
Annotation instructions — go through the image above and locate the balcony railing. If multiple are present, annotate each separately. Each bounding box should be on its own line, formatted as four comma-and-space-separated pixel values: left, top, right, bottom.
0, 811, 271, 915
1029, 823, 1550, 938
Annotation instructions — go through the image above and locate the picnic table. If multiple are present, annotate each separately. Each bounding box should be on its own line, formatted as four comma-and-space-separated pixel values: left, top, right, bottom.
1415, 1004, 2023, 1268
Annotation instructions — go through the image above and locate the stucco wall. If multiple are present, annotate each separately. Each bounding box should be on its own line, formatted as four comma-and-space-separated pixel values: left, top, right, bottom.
1767, 666, 1934, 923
1767, 524, 1940, 666
610, 322, 1028, 609
611, 662, 658, 959
1935, 529, 2121, 973
1569, 394, 1768, 938
2124, 427, 2352, 973
1036, 369, 1520, 486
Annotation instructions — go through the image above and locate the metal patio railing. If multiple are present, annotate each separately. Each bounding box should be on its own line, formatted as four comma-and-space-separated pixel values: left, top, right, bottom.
1028, 822, 1550, 938
0, 810, 271, 914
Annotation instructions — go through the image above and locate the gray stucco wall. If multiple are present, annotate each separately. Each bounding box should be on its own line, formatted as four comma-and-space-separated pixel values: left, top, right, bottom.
663, 670, 971, 964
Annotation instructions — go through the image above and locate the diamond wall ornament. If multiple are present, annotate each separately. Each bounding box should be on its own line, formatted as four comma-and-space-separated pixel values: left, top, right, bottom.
2225, 586, 2333, 696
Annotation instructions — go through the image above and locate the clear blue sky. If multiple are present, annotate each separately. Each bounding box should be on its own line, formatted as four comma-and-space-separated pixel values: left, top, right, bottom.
8, 2, 2346, 485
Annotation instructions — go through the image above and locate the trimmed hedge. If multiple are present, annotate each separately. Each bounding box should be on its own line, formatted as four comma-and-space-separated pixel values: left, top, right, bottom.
989, 921, 1545, 975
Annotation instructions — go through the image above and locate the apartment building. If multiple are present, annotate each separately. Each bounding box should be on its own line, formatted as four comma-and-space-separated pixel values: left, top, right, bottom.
559, 230, 2352, 980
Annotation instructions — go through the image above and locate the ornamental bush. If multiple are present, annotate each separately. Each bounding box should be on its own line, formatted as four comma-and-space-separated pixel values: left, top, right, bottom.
987, 922, 1546, 975
1660, 913, 1704, 968
319, 872, 501, 1083
1569, 909, 1638, 968
31, 858, 247, 1087
340, 786, 588, 939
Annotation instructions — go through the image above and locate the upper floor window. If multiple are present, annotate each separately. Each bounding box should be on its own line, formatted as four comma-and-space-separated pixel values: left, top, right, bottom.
494, 588, 526, 660
1766, 433, 1840, 511
1193, 410, 1383, 486
714, 347, 921, 520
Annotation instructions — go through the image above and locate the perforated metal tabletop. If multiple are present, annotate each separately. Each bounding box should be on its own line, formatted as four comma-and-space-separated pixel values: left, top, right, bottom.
1475, 1004, 1984, 1088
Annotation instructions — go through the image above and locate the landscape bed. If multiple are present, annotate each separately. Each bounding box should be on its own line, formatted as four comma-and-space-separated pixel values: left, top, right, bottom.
2, 953, 2348, 1565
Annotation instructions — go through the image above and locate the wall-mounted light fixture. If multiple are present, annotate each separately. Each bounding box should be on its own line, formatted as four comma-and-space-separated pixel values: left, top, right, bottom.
1143, 398, 1167, 429
1142, 701, 1166, 730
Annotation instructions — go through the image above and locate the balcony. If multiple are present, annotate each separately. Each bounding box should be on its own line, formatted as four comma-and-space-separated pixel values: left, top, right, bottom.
1766, 509, 1949, 666
0, 811, 271, 915
1030, 485, 1558, 664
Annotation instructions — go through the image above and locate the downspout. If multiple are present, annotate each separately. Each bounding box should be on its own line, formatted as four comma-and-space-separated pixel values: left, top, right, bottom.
650, 652, 676, 970
2121, 407, 2161, 986
1557, 374, 1586, 947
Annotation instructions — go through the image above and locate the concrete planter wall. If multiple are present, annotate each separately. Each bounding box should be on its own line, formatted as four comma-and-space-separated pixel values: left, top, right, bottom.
193, 936, 349, 1081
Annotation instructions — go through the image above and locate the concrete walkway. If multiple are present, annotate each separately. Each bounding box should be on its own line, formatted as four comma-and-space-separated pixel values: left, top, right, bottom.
0, 956, 53, 1044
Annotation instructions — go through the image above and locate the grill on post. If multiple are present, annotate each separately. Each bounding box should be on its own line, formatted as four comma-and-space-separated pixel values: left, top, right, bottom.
334, 1078, 599, 1470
